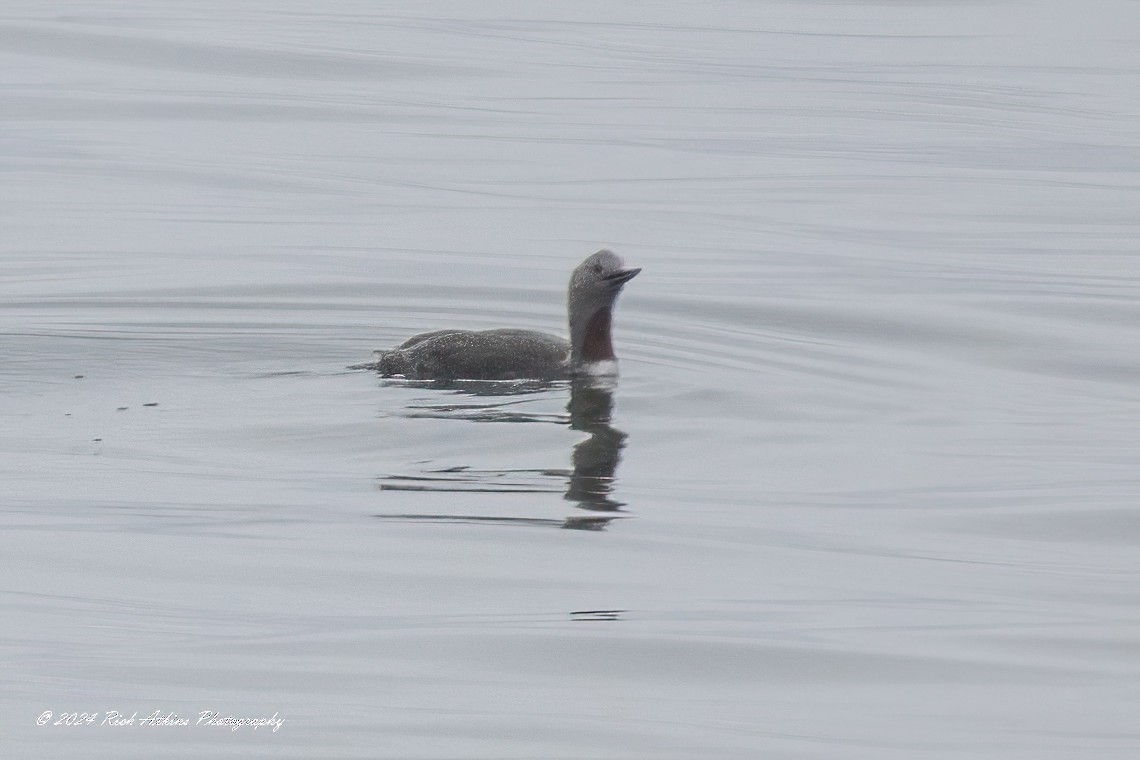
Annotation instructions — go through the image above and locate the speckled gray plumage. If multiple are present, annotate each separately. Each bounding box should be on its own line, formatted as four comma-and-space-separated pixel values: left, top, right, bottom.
377, 328, 571, 380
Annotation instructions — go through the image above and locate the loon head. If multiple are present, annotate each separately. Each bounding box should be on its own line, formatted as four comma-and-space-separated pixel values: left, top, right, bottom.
567, 250, 640, 367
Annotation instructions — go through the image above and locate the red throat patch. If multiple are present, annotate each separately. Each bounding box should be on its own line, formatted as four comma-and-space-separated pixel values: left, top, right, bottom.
581, 309, 615, 362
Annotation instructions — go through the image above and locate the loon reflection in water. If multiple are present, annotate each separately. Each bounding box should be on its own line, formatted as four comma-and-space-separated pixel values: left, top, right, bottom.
376, 377, 630, 530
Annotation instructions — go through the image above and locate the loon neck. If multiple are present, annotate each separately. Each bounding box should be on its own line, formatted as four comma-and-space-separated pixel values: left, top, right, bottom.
573, 307, 615, 364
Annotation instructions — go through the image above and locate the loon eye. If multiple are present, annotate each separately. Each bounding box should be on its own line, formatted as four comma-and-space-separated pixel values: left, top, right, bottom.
593, 263, 603, 274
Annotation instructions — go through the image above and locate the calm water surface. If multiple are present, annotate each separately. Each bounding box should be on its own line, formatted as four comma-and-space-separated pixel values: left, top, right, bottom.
2, 1, 1139, 758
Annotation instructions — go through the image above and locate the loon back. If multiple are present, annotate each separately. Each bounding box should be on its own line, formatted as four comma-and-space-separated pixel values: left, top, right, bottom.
378, 329, 570, 381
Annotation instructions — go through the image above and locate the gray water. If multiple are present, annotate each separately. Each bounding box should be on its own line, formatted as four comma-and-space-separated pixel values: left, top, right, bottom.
3, 1, 1140, 757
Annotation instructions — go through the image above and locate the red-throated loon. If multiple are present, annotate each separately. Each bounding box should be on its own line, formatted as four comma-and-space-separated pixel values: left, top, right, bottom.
376, 250, 640, 380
